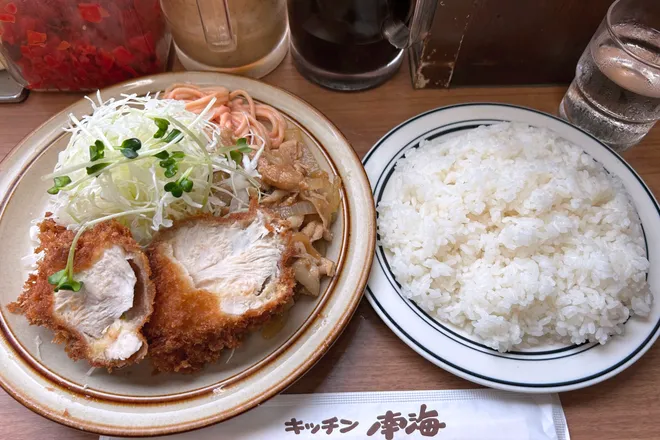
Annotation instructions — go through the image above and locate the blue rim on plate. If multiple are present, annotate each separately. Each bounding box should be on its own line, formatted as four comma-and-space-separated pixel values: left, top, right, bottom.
363, 103, 660, 393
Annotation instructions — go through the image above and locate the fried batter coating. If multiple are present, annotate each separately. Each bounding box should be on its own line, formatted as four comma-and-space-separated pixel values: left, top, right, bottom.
145, 207, 295, 373
9, 219, 155, 370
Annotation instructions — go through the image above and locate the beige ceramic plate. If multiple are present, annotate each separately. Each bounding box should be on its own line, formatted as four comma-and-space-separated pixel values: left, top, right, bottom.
0, 72, 375, 436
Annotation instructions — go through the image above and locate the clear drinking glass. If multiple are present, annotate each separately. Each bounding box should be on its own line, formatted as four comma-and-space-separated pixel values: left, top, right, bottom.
559, 0, 660, 152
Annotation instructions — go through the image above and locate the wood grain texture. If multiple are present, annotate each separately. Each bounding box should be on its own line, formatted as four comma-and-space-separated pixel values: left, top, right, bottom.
0, 55, 659, 440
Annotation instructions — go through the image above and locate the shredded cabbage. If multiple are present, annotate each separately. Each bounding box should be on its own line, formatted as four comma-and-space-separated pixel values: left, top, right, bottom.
44, 92, 260, 243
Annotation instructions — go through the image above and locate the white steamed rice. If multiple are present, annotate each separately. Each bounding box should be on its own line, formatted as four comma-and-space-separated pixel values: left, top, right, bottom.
377, 123, 653, 351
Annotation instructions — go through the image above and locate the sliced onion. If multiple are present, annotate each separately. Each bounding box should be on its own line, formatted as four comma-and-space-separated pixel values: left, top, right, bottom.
261, 189, 289, 204
299, 173, 341, 228
306, 178, 328, 190
300, 192, 331, 228
273, 201, 317, 219
291, 232, 322, 259
287, 215, 304, 229
284, 128, 303, 143
293, 259, 320, 296
299, 145, 319, 172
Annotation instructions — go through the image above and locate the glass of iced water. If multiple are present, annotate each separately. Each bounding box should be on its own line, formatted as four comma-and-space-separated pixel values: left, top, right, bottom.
559, 0, 660, 152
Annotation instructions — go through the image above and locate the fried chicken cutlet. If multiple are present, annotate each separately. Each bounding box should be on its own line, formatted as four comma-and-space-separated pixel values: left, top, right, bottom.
145, 206, 295, 373
9, 219, 155, 369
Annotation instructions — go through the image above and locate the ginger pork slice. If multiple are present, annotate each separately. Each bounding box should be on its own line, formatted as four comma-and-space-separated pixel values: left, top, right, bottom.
9, 219, 155, 370
145, 207, 295, 373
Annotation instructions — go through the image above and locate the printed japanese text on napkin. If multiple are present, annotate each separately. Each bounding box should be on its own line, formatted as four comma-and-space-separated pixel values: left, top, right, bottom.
101, 389, 569, 440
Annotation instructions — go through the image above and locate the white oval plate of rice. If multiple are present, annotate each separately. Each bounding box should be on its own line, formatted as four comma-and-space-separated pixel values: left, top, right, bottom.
364, 103, 660, 393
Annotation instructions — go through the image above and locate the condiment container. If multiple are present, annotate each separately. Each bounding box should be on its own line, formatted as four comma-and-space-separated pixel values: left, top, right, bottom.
160, 0, 288, 78
287, 0, 437, 91
0, 0, 171, 91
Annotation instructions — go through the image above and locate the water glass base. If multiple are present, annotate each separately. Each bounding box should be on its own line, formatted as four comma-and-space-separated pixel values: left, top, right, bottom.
559, 83, 656, 154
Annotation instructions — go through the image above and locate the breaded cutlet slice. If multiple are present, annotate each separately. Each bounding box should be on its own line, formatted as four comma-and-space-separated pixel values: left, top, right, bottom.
9, 219, 155, 370
145, 207, 295, 373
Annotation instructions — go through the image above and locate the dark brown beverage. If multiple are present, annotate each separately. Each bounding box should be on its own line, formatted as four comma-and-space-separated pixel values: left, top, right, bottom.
288, 0, 412, 90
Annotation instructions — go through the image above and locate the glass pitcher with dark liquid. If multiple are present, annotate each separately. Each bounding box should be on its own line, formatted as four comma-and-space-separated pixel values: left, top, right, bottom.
288, 0, 436, 91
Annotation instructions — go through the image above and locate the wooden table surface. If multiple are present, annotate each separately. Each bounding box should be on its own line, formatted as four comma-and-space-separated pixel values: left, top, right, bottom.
1, 56, 659, 440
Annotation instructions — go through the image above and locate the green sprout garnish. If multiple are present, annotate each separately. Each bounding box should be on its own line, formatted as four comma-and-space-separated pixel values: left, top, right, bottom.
164, 168, 194, 198
46, 208, 156, 294
230, 150, 242, 163
164, 177, 193, 198
163, 129, 183, 144
226, 138, 252, 164
122, 149, 138, 159
153, 118, 170, 139
120, 138, 142, 159
158, 151, 185, 178
180, 177, 193, 192
121, 138, 141, 150
164, 181, 182, 197
164, 166, 177, 178
47, 176, 72, 195
89, 140, 105, 162
86, 162, 110, 175
48, 269, 82, 292
160, 158, 178, 178
48, 222, 87, 292
154, 151, 183, 160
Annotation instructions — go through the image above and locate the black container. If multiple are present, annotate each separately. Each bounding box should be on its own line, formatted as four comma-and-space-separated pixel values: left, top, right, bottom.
288, 0, 424, 91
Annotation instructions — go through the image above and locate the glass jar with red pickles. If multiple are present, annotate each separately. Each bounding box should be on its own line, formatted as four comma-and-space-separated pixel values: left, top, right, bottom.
0, 1, 171, 91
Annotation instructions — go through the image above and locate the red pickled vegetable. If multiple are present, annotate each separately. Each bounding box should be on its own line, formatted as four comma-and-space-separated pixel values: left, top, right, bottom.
17, 16, 35, 31
111, 46, 133, 65
0, 0, 170, 91
4, 2, 16, 14
44, 54, 58, 67
77, 3, 106, 23
129, 33, 154, 55
27, 30, 46, 46
96, 49, 114, 70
